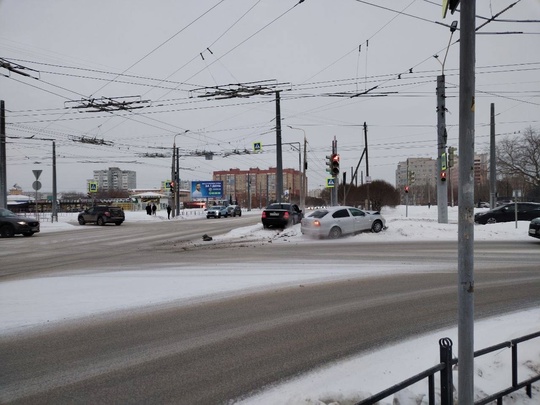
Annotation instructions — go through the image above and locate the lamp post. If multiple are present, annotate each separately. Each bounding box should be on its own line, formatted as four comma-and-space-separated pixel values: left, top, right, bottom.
287, 126, 307, 212
172, 130, 189, 217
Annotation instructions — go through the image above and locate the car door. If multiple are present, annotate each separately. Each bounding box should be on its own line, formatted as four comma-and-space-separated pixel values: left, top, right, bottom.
82, 207, 96, 222
291, 204, 302, 224
332, 208, 353, 234
349, 208, 370, 232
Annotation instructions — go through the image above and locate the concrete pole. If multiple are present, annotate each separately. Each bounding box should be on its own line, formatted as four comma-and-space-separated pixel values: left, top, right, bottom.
437, 75, 449, 223
175, 146, 180, 215
0, 100, 6, 209
489, 103, 497, 209
171, 145, 176, 217
52, 141, 58, 222
275, 91, 283, 203
457, 1, 476, 403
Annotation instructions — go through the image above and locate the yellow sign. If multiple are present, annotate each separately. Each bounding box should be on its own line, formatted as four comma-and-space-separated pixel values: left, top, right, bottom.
88, 181, 98, 193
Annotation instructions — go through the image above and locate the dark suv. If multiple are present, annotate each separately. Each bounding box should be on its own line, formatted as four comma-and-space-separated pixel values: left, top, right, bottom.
78, 206, 125, 226
0, 208, 40, 237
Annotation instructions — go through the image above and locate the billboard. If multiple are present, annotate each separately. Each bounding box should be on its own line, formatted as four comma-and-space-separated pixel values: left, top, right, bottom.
191, 181, 223, 199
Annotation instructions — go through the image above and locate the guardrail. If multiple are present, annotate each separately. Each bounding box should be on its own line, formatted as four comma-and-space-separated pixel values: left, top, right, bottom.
355, 331, 540, 405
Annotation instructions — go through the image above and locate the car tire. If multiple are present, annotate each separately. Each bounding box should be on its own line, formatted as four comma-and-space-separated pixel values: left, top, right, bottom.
22, 232, 35, 237
371, 221, 383, 233
97, 216, 105, 226
486, 217, 497, 224
328, 226, 342, 239
78, 217, 86, 225
115, 222, 122, 226
0, 224, 15, 238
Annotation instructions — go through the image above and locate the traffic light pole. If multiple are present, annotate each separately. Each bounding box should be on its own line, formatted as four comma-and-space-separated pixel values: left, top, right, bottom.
437, 75, 448, 224
457, 1, 476, 402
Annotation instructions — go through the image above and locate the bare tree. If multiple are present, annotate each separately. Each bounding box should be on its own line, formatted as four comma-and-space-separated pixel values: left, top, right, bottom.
496, 127, 540, 199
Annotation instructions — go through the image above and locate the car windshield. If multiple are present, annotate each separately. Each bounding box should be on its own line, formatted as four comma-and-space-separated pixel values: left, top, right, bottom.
0, 208, 17, 217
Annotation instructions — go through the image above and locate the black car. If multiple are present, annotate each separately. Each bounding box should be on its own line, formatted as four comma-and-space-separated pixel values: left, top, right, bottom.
474, 202, 540, 225
227, 205, 242, 217
78, 206, 125, 226
0, 208, 40, 237
261, 203, 302, 229
529, 217, 540, 239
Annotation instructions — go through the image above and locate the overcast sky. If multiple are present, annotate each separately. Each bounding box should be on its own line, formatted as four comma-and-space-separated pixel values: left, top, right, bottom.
1, 0, 539, 193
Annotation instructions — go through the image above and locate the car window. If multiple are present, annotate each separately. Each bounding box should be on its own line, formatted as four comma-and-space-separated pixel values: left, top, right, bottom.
309, 210, 328, 218
349, 208, 365, 217
332, 209, 350, 218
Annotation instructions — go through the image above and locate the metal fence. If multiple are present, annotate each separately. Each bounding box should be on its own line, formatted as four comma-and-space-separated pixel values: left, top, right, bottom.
355, 331, 540, 405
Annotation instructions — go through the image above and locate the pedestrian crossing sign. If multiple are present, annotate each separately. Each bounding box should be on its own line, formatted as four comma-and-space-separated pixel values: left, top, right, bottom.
326, 178, 335, 188
253, 142, 262, 153
88, 182, 98, 193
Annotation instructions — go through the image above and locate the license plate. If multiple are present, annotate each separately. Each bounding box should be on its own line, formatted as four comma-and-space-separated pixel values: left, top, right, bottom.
529, 229, 536, 235
269, 212, 279, 216
31, 227, 39, 232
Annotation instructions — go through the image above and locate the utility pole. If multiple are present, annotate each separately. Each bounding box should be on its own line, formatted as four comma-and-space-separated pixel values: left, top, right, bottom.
437, 75, 449, 223
489, 103, 497, 209
275, 91, 283, 203
364, 122, 370, 210
0, 100, 6, 209
171, 146, 176, 217
457, 1, 476, 403
51, 141, 58, 222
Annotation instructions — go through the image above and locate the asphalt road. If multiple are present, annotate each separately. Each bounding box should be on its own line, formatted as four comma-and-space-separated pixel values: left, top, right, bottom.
1, 218, 539, 404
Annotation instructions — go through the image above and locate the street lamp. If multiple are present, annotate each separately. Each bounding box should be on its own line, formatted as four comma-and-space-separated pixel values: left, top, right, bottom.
172, 130, 189, 217
287, 126, 307, 212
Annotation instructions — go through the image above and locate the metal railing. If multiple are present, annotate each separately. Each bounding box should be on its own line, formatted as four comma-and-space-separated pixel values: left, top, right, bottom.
355, 331, 540, 405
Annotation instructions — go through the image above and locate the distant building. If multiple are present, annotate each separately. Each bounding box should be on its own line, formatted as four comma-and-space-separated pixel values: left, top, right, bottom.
213, 167, 303, 207
89, 167, 136, 192
396, 158, 437, 204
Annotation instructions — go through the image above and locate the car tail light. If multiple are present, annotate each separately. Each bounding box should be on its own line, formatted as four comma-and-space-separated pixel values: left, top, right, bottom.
314, 220, 321, 227
283, 212, 289, 219
105, 211, 111, 217
261, 212, 267, 219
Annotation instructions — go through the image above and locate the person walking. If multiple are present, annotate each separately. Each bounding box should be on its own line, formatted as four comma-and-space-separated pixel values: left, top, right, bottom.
167, 205, 172, 219
152, 203, 157, 216
146, 203, 152, 215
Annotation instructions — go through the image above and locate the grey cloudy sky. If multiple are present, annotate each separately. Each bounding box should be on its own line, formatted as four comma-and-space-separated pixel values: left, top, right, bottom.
1, 0, 539, 193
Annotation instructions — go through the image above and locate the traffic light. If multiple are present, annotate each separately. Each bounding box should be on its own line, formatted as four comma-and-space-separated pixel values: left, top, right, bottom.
443, 0, 460, 18
170, 181, 175, 193
441, 171, 447, 181
448, 147, 455, 168
325, 155, 333, 174
408, 171, 415, 185
405, 186, 409, 193
330, 153, 340, 176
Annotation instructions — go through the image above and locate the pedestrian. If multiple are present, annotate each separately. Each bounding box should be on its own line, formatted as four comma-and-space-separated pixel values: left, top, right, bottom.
428, 201, 431, 209
167, 204, 172, 219
146, 203, 152, 215
152, 203, 157, 216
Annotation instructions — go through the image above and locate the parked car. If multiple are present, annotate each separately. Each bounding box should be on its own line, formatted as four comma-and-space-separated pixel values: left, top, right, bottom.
301, 206, 386, 239
78, 205, 125, 226
206, 205, 229, 219
0, 208, 40, 237
529, 217, 540, 239
474, 202, 540, 225
227, 205, 242, 217
261, 203, 302, 229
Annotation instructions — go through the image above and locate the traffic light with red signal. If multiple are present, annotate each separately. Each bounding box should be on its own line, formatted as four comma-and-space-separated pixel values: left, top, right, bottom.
170, 181, 175, 193
330, 153, 340, 176
440, 171, 447, 181
405, 186, 409, 193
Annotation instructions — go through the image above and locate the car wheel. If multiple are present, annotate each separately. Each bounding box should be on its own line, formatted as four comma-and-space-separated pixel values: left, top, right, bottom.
115, 222, 122, 226
486, 217, 497, 224
371, 221, 383, 233
328, 226, 342, 239
78, 217, 86, 225
263, 223, 269, 229
97, 216, 105, 226
0, 224, 15, 238
232, 212, 236, 217
22, 232, 35, 237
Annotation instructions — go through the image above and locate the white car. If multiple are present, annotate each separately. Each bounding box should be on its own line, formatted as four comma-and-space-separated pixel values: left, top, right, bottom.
301, 206, 386, 239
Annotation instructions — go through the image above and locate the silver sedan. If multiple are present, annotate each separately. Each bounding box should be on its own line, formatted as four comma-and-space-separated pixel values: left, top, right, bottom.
301, 206, 386, 239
